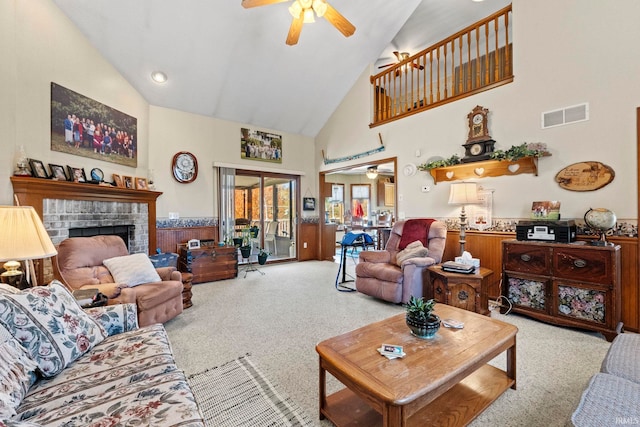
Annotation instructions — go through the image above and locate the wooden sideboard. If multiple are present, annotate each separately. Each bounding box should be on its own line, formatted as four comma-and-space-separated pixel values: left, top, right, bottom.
501, 240, 621, 341
443, 230, 639, 333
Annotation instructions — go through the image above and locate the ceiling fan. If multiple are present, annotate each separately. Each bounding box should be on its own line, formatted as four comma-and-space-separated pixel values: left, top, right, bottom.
378, 51, 425, 76
241, 0, 356, 46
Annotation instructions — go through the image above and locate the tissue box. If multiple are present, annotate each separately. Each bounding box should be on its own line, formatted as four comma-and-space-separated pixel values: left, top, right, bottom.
455, 256, 480, 268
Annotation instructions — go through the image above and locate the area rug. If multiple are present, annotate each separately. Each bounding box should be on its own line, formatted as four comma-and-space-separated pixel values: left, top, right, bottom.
187, 354, 315, 427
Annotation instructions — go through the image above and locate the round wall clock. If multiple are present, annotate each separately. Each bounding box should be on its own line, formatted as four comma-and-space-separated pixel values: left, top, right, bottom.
172, 151, 198, 183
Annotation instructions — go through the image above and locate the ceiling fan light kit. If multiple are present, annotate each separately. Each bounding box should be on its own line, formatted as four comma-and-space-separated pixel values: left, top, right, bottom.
243, 0, 354, 46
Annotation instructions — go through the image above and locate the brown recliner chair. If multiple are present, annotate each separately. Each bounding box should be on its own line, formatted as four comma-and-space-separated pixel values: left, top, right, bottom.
355, 219, 447, 304
53, 235, 183, 327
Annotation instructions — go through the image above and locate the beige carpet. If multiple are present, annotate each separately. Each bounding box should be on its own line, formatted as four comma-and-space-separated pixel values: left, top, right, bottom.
164, 260, 614, 427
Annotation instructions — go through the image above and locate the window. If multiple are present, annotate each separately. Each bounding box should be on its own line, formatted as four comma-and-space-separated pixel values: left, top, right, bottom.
351, 184, 371, 223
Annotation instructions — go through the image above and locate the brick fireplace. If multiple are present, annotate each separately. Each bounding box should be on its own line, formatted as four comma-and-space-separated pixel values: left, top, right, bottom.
10, 176, 161, 284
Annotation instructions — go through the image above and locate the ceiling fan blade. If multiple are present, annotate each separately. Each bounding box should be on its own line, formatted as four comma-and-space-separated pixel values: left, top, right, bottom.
412, 63, 425, 70
241, 0, 289, 8
323, 3, 355, 37
378, 62, 396, 69
286, 15, 304, 45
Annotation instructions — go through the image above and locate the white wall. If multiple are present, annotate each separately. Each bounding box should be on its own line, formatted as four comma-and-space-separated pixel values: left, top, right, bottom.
149, 106, 316, 219
2, 0, 317, 221
316, 0, 640, 222
1, 0, 150, 206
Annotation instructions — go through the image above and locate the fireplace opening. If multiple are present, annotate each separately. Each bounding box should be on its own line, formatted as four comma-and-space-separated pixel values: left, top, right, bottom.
69, 225, 135, 250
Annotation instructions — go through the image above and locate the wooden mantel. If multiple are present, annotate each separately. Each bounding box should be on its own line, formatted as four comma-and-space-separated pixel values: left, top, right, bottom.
10, 176, 162, 252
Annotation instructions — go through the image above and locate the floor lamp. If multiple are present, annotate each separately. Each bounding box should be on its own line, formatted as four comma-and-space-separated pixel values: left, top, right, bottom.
0, 206, 58, 288
448, 182, 480, 256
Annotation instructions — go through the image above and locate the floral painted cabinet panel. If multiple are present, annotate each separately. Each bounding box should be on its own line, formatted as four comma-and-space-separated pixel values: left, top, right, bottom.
501, 240, 621, 341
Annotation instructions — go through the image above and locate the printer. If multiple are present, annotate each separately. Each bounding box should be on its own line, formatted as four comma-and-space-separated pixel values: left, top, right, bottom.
516, 220, 577, 243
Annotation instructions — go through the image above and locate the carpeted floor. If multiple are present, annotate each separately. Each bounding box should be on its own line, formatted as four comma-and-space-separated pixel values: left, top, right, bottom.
165, 260, 616, 427
188, 354, 314, 427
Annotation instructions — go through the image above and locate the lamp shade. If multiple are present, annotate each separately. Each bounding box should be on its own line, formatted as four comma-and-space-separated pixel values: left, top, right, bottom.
448, 182, 480, 205
0, 206, 57, 262
366, 167, 378, 179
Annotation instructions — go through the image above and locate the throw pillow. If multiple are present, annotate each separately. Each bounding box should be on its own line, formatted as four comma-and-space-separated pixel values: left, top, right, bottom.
0, 339, 38, 418
0, 284, 22, 295
396, 240, 429, 266
103, 253, 161, 287
0, 280, 107, 378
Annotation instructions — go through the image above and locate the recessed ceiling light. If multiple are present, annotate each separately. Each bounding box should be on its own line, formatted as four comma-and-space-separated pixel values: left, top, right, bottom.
151, 71, 168, 83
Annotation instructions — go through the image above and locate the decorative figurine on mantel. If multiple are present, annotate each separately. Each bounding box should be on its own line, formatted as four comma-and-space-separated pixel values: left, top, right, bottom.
462, 105, 495, 163
14, 145, 31, 176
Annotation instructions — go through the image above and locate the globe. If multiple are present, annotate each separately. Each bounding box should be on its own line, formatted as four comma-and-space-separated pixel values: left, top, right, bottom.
584, 208, 617, 246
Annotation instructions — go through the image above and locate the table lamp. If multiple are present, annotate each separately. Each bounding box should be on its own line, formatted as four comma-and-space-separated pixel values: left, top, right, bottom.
0, 206, 57, 288
448, 182, 480, 256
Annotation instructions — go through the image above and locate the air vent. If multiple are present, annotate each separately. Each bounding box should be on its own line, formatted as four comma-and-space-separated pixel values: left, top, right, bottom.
541, 103, 589, 129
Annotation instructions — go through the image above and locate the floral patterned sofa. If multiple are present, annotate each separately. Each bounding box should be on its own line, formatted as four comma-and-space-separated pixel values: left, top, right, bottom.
0, 281, 204, 426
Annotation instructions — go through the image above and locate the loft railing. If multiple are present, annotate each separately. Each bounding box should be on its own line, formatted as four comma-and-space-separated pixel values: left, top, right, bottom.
370, 4, 513, 127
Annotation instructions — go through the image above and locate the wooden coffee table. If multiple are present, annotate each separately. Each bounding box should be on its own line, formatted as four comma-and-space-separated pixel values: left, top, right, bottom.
316, 304, 517, 427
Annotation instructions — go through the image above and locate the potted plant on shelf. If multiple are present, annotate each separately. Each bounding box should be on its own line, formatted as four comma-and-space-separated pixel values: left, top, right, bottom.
249, 225, 259, 238
404, 296, 440, 339
257, 248, 271, 265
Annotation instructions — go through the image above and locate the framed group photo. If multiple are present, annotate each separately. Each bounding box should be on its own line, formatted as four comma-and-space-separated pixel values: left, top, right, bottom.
50, 83, 138, 168
240, 127, 282, 164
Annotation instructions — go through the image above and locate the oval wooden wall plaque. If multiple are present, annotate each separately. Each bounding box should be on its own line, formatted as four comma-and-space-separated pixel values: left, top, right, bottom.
554, 161, 615, 191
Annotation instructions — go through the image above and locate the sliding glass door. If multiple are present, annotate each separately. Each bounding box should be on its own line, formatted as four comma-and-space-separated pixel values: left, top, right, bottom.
233, 171, 298, 262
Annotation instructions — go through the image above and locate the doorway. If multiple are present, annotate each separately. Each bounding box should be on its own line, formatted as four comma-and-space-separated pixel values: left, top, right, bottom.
234, 170, 299, 262
318, 157, 397, 260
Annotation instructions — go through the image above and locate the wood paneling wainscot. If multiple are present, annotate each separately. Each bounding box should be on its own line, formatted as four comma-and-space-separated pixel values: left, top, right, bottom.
443, 231, 639, 333
299, 223, 319, 261
156, 226, 218, 254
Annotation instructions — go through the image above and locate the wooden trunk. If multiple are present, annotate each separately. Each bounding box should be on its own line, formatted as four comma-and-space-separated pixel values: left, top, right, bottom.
177, 244, 238, 284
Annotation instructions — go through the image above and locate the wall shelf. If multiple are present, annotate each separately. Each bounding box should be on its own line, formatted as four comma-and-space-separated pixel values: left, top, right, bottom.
428, 156, 540, 184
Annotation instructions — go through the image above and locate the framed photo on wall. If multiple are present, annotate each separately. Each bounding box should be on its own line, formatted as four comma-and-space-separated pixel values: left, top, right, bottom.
240, 127, 282, 164
50, 82, 138, 168
303, 197, 316, 211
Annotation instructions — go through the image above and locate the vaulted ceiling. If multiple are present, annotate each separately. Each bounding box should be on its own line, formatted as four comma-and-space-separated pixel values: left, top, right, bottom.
51, 0, 510, 137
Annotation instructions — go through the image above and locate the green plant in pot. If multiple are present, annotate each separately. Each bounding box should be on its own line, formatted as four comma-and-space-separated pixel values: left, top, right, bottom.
249, 225, 259, 238
404, 296, 440, 339
239, 245, 252, 259
257, 248, 270, 265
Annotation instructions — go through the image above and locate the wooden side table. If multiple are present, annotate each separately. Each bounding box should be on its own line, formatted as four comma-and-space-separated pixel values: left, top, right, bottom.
426, 266, 493, 316
180, 272, 193, 309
